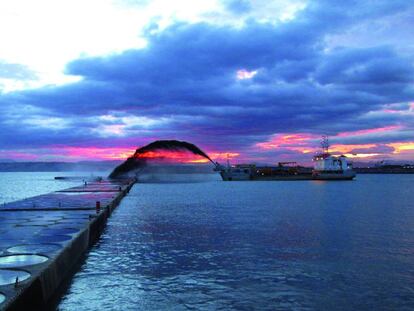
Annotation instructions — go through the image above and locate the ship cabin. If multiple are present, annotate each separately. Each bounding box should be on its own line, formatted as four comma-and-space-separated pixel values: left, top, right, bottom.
313, 153, 352, 172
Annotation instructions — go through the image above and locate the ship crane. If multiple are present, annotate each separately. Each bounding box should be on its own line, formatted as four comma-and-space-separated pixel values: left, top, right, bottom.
321, 135, 330, 154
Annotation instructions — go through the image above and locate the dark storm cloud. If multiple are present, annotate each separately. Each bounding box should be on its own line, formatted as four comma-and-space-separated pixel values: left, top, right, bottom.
1, 0, 414, 155
66, 21, 317, 83
314, 47, 414, 85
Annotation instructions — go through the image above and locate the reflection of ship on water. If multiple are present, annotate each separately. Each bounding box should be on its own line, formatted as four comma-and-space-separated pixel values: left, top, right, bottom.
214, 136, 356, 181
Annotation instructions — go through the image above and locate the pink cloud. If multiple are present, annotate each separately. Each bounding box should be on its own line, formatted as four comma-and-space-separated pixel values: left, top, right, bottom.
254, 126, 413, 162
236, 69, 258, 80
256, 133, 319, 152
336, 125, 402, 137
0, 151, 39, 161
54, 146, 135, 161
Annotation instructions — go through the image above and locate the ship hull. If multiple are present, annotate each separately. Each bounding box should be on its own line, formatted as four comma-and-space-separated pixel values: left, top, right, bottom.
312, 170, 356, 180
219, 171, 355, 181
220, 171, 251, 181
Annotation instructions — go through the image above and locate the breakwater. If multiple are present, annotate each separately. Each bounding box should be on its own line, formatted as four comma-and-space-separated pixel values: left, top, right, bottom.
0, 178, 135, 310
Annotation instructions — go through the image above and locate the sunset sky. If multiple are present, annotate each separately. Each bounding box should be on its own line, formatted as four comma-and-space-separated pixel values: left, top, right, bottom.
0, 0, 413, 164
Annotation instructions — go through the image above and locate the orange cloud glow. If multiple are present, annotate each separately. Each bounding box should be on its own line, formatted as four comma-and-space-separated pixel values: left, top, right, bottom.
188, 152, 240, 163
256, 133, 318, 151
135, 150, 204, 162
134, 150, 240, 163
255, 125, 411, 161
388, 142, 414, 153
343, 153, 380, 158
329, 144, 376, 154
61, 147, 135, 160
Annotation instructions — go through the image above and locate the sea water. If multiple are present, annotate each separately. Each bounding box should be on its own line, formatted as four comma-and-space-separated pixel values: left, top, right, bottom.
56, 174, 414, 310
2, 173, 414, 310
0, 172, 86, 204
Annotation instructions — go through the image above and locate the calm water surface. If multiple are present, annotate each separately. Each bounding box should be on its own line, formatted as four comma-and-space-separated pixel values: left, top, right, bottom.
0, 172, 87, 203
12, 174, 414, 310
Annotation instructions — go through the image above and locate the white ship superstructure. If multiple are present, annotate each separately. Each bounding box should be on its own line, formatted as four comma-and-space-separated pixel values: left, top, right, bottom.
311, 136, 356, 180
312, 153, 355, 180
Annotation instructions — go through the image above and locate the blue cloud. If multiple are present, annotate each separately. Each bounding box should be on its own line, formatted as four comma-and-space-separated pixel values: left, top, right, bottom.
221, 0, 252, 14
314, 47, 414, 85
1, 0, 414, 156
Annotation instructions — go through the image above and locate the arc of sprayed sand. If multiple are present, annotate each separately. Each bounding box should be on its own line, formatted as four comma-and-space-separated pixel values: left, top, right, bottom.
133, 140, 213, 162
109, 140, 214, 178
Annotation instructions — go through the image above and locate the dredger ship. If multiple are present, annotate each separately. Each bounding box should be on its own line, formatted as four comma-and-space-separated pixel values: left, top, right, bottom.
214, 154, 355, 181
214, 138, 356, 181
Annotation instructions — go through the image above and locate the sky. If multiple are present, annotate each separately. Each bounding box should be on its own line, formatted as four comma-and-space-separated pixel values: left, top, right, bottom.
0, 0, 413, 164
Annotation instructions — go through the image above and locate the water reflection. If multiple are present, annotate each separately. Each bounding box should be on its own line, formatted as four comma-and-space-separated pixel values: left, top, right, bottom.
0, 254, 48, 268
0, 269, 31, 285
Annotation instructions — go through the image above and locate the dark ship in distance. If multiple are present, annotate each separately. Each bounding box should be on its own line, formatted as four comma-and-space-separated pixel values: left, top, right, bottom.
354, 163, 414, 174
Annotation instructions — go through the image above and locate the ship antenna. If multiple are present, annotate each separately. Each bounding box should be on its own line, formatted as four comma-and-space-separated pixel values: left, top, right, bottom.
321, 135, 330, 154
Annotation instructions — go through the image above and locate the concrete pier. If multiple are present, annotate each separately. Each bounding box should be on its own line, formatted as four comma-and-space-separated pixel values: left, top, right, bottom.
0, 178, 135, 310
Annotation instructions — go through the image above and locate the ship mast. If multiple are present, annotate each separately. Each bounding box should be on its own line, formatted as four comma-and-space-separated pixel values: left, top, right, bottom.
321, 135, 330, 154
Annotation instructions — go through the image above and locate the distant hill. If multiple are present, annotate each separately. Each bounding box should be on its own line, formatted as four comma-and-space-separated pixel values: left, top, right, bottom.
0, 161, 217, 173
0, 159, 15, 163
0, 161, 122, 172
352, 160, 414, 168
